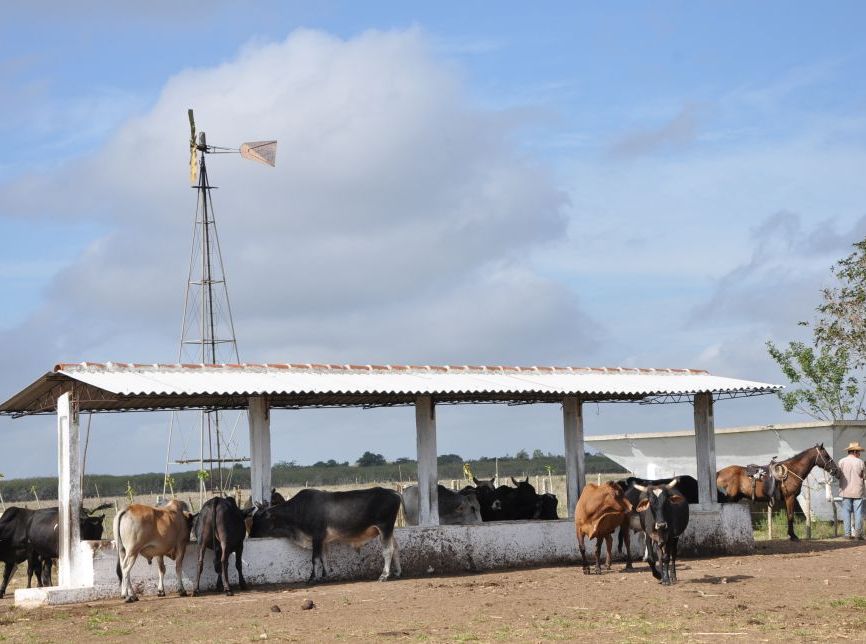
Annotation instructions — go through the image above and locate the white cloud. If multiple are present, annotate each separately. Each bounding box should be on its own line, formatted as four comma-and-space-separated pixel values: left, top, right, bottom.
0, 28, 588, 477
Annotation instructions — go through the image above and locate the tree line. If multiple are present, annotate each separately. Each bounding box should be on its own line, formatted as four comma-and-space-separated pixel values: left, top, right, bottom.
0, 451, 625, 503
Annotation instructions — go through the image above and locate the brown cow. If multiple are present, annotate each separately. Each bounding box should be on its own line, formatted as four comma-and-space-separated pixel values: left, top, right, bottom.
113, 500, 194, 602
574, 482, 633, 574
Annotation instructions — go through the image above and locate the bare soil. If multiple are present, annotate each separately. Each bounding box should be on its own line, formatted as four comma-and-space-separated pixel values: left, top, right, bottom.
2, 539, 866, 642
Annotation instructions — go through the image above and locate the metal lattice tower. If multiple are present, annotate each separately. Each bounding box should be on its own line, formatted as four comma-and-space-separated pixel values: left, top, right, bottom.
163, 111, 277, 503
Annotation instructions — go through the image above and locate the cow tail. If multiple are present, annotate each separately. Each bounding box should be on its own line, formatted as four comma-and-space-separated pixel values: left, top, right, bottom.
114, 509, 127, 583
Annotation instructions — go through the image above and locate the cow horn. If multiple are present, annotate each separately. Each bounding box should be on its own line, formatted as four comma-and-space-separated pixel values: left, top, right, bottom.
632, 483, 647, 492
665, 478, 680, 490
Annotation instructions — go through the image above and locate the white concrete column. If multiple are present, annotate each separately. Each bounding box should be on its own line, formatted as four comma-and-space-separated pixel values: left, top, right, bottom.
563, 396, 585, 519
415, 394, 439, 526
57, 392, 82, 588
694, 392, 718, 507
247, 396, 271, 504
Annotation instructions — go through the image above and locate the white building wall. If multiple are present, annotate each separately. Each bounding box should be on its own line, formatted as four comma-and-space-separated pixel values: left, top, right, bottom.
587, 421, 866, 521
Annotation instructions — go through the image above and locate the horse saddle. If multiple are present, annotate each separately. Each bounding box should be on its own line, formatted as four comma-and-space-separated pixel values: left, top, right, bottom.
745, 458, 782, 505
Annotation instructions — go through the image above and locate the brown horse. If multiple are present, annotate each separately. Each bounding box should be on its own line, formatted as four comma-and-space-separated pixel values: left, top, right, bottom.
716, 443, 840, 541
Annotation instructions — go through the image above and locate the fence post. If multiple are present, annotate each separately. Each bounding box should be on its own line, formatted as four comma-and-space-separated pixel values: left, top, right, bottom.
804, 483, 812, 539
767, 505, 773, 540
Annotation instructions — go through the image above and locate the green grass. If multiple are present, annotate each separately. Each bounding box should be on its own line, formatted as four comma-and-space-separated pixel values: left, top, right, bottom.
752, 511, 838, 540
830, 596, 866, 609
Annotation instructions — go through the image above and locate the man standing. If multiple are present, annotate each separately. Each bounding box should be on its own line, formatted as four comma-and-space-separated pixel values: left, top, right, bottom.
838, 441, 866, 540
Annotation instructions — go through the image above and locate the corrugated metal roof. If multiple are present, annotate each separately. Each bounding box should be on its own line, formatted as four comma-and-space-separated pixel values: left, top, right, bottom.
0, 361, 782, 417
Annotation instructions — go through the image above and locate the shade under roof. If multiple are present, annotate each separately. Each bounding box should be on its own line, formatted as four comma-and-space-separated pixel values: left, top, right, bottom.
0, 362, 782, 417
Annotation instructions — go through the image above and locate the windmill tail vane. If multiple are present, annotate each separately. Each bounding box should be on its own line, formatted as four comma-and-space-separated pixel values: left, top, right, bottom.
187, 108, 277, 184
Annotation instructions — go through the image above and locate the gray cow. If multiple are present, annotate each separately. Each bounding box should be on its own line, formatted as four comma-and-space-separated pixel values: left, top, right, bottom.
401, 485, 482, 525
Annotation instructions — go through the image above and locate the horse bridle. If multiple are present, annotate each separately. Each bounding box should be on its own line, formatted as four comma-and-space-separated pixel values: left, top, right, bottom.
815, 446, 841, 478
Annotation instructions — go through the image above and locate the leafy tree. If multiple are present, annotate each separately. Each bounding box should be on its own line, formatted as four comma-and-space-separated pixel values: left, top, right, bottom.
356, 451, 386, 467
766, 340, 863, 420
531, 449, 545, 460
515, 449, 529, 460
393, 457, 412, 464
768, 239, 866, 420
437, 454, 462, 465
815, 240, 866, 366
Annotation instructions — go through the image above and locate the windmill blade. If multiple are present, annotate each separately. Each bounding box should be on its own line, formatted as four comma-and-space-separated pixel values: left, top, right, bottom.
188, 109, 199, 184
240, 140, 277, 167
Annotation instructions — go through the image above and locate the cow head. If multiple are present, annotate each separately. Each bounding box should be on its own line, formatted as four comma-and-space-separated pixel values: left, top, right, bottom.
633, 479, 685, 541
473, 477, 496, 489
81, 515, 105, 540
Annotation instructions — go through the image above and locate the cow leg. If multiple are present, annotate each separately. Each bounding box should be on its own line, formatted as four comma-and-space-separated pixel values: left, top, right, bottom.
670, 537, 679, 584
660, 544, 672, 586
0, 561, 19, 598
623, 525, 633, 570
219, 545, 233, 596
576, 532, 590, 574
156, 556, 167, 597
175, 545, 188, 597
604, 534, 614, 571
26, 553, 36, 588
120, 552, 140, 602
785, 495, 799, 541
193, 542, 206, 597
378, 530, 398, 581
645, 540, 661, 580
308, 539, 323, 584
42, 559, 53, 587
594, 536, 604, 574
213, 544, 225, 593
235, 544, 248, 591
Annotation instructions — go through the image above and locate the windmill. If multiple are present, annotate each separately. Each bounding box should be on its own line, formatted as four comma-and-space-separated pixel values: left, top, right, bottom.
164, 109, 277, 503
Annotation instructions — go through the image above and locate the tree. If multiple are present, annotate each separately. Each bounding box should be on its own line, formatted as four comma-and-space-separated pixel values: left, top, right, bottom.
531, 449, 545, 460
815, 240, 866, 366
356, 451, 386, 467
515, 449, 529, 460
437, 454, 462, 465
768, 239, 866, 421
766, 340, 863, 420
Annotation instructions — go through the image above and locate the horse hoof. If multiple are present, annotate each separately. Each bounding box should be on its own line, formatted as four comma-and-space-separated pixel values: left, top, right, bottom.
377, 574, 389, 582
191, 590, 200, 597
125, 595, 138, 603
225, 590, 233, 597
157, 590, 165, 597
581, 568, 590, 575
239, 583, 248, 591
178, 590, 188, 598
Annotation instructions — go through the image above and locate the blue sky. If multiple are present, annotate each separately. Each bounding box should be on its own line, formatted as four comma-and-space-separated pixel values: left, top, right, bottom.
1, 2, 865, 478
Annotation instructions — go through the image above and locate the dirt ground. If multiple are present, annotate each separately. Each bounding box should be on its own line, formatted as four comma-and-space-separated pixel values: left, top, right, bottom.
2, 539, 866, 643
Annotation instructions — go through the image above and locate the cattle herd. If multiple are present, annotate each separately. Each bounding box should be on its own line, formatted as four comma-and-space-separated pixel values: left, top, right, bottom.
0, 474, 693, 602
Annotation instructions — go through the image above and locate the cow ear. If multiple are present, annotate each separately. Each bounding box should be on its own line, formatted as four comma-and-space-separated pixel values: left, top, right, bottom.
636, 499, 650, 512
669, 494, 686, 505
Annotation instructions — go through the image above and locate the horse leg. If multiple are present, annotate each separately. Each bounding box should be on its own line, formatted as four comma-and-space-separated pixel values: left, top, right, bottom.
785, 494, 799, 541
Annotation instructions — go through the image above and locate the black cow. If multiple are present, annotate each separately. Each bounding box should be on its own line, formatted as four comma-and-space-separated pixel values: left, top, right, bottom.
192, 497, 247, 596
617, 475, 698, 556
633, 479, 690, 585
26, 507, 106, 587
469, 477, 539, 521
0, 507, 33, 598
248, 487, 401, 583
537, 493, 559, 520
270, 488, 286, 505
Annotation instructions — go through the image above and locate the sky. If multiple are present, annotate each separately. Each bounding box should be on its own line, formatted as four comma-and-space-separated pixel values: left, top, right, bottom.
1, 2, 865, 479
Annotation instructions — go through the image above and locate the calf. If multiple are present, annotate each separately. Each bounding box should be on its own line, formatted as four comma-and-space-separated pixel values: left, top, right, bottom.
574, 482, 633, 574
114, 500, 194, 602
401, 485, 482, 525
248, 487, 401, 583
192, 496, 247, 596
537, 493, 559, 520
0, 507, 33, 598
26, 508, 106, 587
633, 479, 689, 585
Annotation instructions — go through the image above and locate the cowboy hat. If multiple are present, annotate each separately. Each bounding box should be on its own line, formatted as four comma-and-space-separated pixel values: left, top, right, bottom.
846, 441, 864, 452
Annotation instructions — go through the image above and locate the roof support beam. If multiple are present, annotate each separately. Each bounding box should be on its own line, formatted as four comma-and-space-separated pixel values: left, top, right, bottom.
693, 392, 719, 507
415, 395, 439, 526
57, 391, 82, 588
248, 396, 271, 505
563, 396, 585, 518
